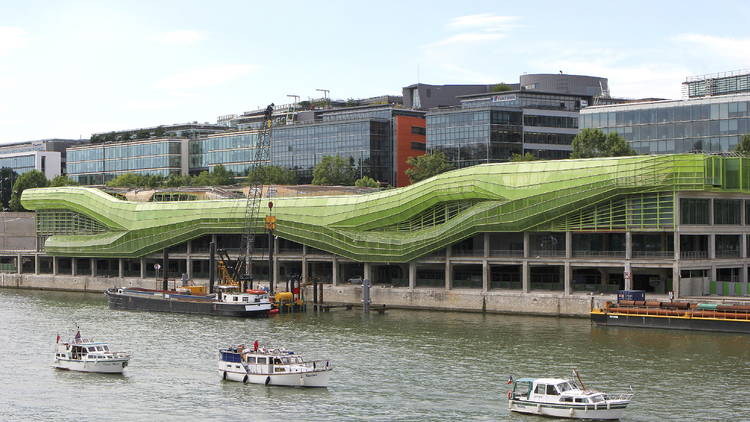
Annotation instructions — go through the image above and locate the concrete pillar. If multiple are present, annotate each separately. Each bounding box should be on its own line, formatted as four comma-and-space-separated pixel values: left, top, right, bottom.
363, 262, 371, 282
52, 256, 58, 275
742, 234, 748, 259
409, 262, 416, 289
709, 234, 716, 259
599, 268, 609, 287
742, 265, 748, 284
563, 262, 572, 295
482, 260, 489, 292
710, 265, 717, 283
71, 257, 77, 276
674, 231, 681, 261
186, 257, 193, 279
118, 258, 124, 278
522, 261, 530, 292
34, 255, 39, 275
331, 257, 339, 286
625, 231, 632, 260
17, 254, 22, 274
483, 233, 490, 258
523, 232, 530, 258
186, 239, 192, 255
140, 258, 146, 279
624, 262, 633, 290
445, 260, 452, 290
672, 261, 681, 298
302, 257, 308, 283
272, 256, 280, 287
90, 259, 96, 277
565, 232, 572, 259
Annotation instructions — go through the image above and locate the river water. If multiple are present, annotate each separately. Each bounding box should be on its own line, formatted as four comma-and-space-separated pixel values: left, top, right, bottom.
0, 289, 748, 422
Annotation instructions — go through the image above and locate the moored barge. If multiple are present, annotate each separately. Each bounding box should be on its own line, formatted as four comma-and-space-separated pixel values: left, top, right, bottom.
591, 299, 750, 333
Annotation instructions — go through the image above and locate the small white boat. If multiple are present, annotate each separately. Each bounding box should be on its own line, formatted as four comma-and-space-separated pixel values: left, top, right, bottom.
219, 343, 332, 387
53, 331, 131, 374
507, 372, 633, 420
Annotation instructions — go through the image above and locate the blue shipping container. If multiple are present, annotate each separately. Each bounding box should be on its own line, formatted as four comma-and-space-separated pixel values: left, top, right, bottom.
617, 290, 645, 301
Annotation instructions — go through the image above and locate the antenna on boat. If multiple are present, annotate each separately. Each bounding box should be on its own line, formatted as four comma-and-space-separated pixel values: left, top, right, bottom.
573, 369, 587, 391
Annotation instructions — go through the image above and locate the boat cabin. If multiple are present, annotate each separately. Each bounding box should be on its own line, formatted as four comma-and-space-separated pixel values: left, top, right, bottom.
512, 377, 605, 404
57, 342, 112, 360
217, 286, 269, 304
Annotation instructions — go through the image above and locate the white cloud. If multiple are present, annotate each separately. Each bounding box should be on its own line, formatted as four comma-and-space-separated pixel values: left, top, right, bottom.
155, 64, 259, 91
428, 14, 520, 47
0, 27, 28, 55
156, 30, 207, 46
447, 13, 519, 30
673, 33, 750, 66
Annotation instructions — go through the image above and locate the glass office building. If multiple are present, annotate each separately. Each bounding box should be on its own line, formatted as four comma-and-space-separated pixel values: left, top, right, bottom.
427, 91, 583, 167
580, 94, 750, 154
0, 155, 35, 174
190, 132, 261, 176
67, 139, 184, 184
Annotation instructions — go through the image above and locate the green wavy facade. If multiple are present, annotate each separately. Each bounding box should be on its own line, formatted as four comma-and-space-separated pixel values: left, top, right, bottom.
21, 154, 750, 262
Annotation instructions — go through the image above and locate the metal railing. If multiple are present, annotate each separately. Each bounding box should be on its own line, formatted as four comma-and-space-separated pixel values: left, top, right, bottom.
572, 250, 625, 258
632, 251, 674, 258
530, 250, 566, 257
489, 249, 524, 257
680, 251, 709, 259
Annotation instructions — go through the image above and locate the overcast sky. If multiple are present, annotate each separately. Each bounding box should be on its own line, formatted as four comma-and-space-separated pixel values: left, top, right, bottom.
1, 0, 749, 144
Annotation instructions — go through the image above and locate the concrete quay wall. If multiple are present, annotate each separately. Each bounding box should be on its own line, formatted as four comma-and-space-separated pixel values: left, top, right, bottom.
0, 273, 605, 317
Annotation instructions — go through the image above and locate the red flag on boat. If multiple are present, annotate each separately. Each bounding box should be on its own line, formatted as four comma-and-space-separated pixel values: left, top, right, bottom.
507, 375, 513, 384
56, 334, 60, 343
253, 340, 259, 351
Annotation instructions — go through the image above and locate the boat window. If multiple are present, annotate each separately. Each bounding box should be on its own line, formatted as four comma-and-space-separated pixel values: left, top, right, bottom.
535, 384, 546, 394
546, 385, 559, 395
560, 396, 573, 403
243, 297, 249, 302
591, 395, 605, 403
247, 357, 256, 363
574, 397, 589, 403
103, 346, 110, 351
96, 346, 104, 351
257, 357, 267, 364
557, 382, 573, 392
233, 296, 238, 302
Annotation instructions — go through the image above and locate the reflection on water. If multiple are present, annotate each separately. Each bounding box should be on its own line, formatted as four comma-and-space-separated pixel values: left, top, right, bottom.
1, 289, 749, 421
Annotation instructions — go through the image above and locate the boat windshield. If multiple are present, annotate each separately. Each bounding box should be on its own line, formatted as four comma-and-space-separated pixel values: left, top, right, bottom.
557, 382, 574, 392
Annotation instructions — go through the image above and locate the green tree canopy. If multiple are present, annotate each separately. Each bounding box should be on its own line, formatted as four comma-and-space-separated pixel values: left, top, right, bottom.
491, 83, 513, 92
247, 166, 297, 185
570, 128, 636, 159
209, 164, 235, 185
312, 155, 356, 186
0, 167, 18, 210
106, 173, 164, 188
354, 176, 379, 188
510, 152, 539, 162
10, 170, 49, 211
49, 175, 79, 187
405, 151, 454, 184
734, 134, 750, 156
162, 174, 193, 188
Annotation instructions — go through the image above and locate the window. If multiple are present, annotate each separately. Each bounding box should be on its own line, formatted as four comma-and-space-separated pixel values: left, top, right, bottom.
680, 198, 710, 225
411, 142, 426, 151
535, 384, 546, 394
714, 199, 741, 224
411, 126, 426, 135
546, 385, 559, 395
257, 357, 267, 364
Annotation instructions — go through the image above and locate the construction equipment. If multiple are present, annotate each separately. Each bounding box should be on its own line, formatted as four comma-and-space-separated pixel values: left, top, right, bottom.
234, 104, 275, 284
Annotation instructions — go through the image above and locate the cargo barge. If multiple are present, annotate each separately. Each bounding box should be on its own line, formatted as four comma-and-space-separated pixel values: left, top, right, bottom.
104, 286, 272, 318
591, 298, 750, 334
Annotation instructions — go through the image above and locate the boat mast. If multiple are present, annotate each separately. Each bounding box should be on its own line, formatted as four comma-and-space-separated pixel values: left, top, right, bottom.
572, 369, 587, 391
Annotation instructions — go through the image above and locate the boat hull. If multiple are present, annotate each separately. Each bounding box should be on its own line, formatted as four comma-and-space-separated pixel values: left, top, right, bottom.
54, 358, 128, 374
219, 365, 331, 387
591, 311, 750, 334
105, 289, 270, 318
509, 399, 627, 420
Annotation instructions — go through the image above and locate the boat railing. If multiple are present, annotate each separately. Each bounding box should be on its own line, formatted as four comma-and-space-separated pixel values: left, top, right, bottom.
605, 393, 634, 401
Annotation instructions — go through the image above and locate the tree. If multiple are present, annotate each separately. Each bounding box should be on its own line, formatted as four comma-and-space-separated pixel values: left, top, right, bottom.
570, 128, 636, 159
247, 166, 297, 185
209, 164, 235, 185
49, 175, 79, 187
491, 83, 513, 92
312, 155, 356, 186
135, 129, 150, 139
510, 152, 539, 162
354, 176, 379, 188
734, 134, 750, 156
154, 126, 166, 137
106, 173, 157, 188
9, 170, 49, 211
0, 167, 18, 210
405, 151, 454, 184
162, 174, 193, 188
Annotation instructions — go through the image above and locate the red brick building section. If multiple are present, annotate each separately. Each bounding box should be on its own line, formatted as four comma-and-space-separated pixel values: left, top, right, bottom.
394, 114, 426, 187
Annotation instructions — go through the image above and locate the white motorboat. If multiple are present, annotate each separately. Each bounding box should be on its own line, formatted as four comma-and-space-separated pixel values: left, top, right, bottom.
219, 343, 332, 387
507, 373, 633, 420
53, 331, 131, 374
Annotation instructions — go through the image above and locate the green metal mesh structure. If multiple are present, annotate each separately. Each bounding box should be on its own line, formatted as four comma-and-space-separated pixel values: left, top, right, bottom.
21, 154, 750, 262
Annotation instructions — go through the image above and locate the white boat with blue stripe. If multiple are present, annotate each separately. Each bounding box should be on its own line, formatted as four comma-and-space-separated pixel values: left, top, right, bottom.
219, 343, 332, 387
53, 331, 131, 374
507, 373, 632, 420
